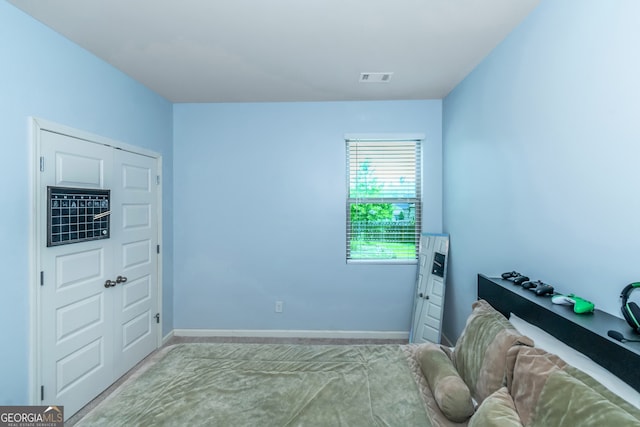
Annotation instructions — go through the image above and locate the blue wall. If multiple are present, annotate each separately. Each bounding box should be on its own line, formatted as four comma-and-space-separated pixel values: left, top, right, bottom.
0, 2, 174, 404
442, 0, 640, 339
173, 101, 442, 332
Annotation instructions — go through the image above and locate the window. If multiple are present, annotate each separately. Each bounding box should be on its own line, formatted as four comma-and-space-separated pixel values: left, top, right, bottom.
346, 138, 422, 262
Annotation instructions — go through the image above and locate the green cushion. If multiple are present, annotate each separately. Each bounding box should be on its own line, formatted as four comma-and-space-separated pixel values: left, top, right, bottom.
509, 346, 640, 426
453, 299, 533, 403
468, 387, 523, 427
417, 343, 474, 422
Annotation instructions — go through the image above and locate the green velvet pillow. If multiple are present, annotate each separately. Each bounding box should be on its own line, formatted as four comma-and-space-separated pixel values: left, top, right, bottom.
468, 387, 523, 427
453, 299, 533, 403
509, 346, 640, 426
417, 343, 475, 423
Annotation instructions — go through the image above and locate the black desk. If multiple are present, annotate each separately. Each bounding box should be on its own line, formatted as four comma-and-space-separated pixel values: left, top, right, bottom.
478, 274, 640, 393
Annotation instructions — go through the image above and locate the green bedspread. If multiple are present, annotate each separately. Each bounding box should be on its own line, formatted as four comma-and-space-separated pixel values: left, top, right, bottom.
76, 343, 431, 427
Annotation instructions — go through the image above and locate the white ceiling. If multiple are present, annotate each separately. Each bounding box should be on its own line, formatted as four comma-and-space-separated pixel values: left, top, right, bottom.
7, 0, 540, 103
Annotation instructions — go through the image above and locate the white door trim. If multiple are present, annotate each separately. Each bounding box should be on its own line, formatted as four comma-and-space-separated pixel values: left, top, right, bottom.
28, 117, 163, 405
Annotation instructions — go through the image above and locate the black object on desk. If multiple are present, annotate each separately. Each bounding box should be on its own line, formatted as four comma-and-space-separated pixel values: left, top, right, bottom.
478, 274, 640, 393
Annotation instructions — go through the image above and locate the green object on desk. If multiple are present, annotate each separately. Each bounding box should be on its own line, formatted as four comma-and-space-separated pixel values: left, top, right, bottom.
551, 294, 595, 314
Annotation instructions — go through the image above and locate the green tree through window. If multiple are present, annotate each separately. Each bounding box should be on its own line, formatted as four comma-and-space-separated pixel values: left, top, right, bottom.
350, 160, 394, 223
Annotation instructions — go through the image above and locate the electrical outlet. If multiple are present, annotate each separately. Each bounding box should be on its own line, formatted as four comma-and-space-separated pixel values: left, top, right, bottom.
275, 301, 283, 313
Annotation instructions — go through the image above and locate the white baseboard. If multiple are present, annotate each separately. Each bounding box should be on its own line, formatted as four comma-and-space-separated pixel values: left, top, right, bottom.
162, 330, 175, 346
172, 329, 409, 340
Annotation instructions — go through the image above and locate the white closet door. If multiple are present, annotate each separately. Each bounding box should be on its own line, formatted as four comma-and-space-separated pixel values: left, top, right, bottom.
112, 149, 158, 378
40, 130, 116, 416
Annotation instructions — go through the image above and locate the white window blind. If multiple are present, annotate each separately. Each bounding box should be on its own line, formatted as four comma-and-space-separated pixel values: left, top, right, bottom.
346, 139, 422, 261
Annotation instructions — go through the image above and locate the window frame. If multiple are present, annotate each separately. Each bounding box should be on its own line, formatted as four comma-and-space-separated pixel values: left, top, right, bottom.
345, 135, 423, 264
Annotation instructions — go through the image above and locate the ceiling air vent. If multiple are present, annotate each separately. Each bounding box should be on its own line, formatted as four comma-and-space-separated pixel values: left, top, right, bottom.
359, 72, 393, 83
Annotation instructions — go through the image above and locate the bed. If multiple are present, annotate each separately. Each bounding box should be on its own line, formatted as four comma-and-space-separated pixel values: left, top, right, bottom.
74, 276, 640, 426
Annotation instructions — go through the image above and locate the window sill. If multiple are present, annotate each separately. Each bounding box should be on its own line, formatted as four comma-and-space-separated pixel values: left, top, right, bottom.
346, 259, 418, 265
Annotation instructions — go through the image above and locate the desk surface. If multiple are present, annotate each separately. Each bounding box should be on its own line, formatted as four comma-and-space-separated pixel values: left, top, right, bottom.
478, 274, 640, 393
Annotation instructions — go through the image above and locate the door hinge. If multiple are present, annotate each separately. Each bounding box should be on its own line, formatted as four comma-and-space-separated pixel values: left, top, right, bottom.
154, 313, 160, 324
156, 175, 160, 185
39, 157, 44, 172
41, 385, 44, 401
157, 245, 160, 254
40, 271, 44, 286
